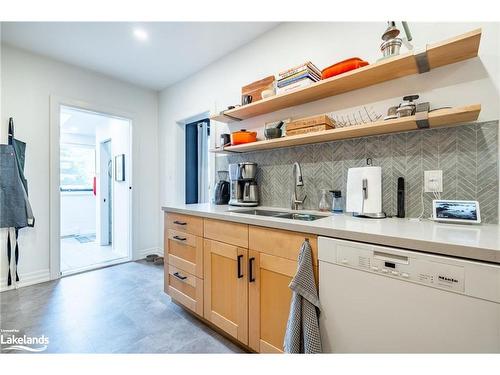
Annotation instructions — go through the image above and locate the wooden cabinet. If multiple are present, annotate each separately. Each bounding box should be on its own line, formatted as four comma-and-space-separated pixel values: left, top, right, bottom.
203, 239, 248, 344
166, 264, 204, 316
248, 226, 318, 353
163, 212, 319, 353
249, 226, 318, 266
166, 229, 203, 278
164, 212, 204, 316
166, 212, 203, 236
204, 218, 248, 248
248, 251, 295, 353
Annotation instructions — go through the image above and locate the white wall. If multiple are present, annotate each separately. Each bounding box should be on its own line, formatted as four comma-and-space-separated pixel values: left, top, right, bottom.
95, 118, 131, 257
159, 22, 500, 208
60, 193, 96, 237
0, 44, 160, 290
60, 133, 96, 237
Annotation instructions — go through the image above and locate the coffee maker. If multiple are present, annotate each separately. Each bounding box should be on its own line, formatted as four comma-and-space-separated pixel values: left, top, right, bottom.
229, 162, 259, 206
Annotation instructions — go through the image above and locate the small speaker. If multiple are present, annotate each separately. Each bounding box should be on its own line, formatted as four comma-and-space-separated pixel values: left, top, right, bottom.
397, 177, 405, 218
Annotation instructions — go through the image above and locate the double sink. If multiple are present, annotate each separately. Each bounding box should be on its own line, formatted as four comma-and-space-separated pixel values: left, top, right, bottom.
230, 209, 328, 221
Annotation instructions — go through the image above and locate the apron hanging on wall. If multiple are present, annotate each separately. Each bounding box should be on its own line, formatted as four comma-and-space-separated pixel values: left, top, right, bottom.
0, 117, 35, 287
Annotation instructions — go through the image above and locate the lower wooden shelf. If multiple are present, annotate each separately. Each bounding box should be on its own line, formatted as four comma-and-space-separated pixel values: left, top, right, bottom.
210, 104, 481, 154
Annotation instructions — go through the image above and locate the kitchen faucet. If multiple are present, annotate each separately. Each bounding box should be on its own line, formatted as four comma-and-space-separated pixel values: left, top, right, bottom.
291, 162, 307, 210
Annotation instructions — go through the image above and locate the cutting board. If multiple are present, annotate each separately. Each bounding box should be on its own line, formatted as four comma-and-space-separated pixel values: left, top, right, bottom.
242, 75, 275, 102
286, 124, 334, 136
287, 114, 335, 131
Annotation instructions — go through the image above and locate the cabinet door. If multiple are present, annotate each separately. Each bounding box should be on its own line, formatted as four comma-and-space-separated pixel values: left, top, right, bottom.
204, 239, 248, 344
248, 250, 297, 353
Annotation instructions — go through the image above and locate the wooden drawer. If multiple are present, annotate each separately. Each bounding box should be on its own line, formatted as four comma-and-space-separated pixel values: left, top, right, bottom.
204, 218, 248, 248
166, 229, 203, 278
166, 212, 203, 236
249, 226, 318, 266
166, 264, 203, 316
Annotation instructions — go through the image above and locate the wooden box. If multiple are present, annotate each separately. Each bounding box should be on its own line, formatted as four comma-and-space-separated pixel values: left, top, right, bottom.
242, 76, 275, 102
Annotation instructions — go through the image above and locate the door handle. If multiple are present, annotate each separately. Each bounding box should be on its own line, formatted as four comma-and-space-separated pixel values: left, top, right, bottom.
173, 235, 187, 241
173, 272, 187, 281
237, 254, 243, 278
249, 257, 255, 282
173, 220, 187, 225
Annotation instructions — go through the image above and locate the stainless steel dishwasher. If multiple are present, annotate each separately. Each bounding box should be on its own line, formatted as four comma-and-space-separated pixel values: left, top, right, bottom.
318, 237, 500, 353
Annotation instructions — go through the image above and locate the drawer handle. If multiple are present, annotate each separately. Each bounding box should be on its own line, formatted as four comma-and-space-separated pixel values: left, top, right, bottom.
173, 272, 188, 281
173, 235, 187, 241
173, 220, 187, 225
237, 254, 243, 279
249, 257, 255, 282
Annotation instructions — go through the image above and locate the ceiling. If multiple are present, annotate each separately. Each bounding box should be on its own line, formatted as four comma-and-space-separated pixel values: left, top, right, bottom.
60, 106, 110, 137
1, 22, 279, 90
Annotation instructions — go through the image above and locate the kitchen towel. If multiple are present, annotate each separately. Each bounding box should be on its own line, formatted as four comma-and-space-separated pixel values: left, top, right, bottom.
346, 166, 382, 214
283, 239, 322, 354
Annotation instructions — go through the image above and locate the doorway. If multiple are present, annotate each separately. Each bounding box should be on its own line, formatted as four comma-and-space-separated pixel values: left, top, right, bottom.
58, 105, 132, 275
185, 119, 210, 204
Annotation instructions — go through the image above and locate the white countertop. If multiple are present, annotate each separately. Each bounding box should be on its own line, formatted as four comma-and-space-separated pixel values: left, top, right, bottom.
162, 203, 500, 264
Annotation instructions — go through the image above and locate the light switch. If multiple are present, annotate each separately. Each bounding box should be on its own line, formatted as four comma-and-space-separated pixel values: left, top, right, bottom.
424, 170, 443, 193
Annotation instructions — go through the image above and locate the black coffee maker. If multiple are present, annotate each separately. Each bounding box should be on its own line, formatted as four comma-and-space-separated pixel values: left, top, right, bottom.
214, 171, 230, 205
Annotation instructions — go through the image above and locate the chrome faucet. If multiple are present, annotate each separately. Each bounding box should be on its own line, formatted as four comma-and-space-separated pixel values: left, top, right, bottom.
291, 162, 307, 210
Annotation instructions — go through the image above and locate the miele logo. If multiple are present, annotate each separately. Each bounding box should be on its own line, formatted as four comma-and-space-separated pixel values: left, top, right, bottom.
438, 275, 458, 283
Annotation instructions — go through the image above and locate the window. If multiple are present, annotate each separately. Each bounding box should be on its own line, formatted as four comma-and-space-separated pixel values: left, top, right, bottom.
60, 143, 95, 192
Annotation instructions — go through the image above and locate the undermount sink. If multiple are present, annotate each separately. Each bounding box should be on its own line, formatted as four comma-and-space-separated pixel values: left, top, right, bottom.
230, 209, 328, 221
273, 213, 326, 221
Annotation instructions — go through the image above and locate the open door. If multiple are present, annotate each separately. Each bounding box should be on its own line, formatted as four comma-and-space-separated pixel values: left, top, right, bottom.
99, 139, 112, 246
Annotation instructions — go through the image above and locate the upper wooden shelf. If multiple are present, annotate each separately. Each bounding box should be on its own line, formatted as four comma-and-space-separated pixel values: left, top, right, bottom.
210, 104, 481, 154
211, 29, 481, 123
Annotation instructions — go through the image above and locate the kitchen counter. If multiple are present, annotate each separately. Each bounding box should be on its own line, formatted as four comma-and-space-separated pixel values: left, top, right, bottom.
162, 203, 500, 264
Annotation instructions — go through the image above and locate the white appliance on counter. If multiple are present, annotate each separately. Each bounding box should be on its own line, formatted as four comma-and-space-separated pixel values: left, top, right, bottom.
346, 166, 385, 218
318, 237, 500, 353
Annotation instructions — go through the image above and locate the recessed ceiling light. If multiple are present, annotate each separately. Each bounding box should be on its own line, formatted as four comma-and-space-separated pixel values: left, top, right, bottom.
133, 28, 148, 41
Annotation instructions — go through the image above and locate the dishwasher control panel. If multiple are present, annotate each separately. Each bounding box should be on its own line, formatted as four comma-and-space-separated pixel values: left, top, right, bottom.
334, 242, 465, 293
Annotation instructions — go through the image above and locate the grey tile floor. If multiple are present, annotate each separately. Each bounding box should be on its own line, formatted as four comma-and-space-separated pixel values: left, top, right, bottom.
0, 261, 245, 353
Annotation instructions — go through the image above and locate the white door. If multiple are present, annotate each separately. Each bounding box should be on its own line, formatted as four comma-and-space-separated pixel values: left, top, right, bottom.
99, 139, 112, 246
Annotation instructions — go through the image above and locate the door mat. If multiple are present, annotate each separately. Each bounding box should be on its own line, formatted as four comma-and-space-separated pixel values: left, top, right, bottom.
75, 234, 96, 243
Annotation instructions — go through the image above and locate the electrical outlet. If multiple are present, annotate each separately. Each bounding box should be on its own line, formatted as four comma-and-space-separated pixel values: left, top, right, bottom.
424, 170, 443, 193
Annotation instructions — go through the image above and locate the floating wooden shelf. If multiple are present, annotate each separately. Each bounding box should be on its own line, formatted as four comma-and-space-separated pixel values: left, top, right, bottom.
210, 105, 481, 154
211, 29, 481, 123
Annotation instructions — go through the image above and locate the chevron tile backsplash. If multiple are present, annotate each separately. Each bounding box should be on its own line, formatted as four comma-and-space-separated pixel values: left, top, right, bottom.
216, 121, 499, 223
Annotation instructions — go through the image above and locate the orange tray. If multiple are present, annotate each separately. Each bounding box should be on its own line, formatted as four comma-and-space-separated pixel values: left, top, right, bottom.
321, 58, 369, 80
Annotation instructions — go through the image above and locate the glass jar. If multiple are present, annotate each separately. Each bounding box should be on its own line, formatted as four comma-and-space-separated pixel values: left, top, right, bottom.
331, 190, 343, 213
318, 189, 330, 212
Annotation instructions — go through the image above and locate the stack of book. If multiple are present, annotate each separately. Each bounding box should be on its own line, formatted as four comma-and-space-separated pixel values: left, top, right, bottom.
277, 61, 321, 94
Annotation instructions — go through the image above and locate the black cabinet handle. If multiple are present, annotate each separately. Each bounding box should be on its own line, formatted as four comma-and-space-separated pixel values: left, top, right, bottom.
249, 257, 255, 282
173, 235, 187, 241
237, 254, 243, 278
173, 272, 187, 280
173, 220, 187, 225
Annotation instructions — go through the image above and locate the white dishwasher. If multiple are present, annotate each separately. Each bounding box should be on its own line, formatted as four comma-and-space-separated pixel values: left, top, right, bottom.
318, 237, 500, 353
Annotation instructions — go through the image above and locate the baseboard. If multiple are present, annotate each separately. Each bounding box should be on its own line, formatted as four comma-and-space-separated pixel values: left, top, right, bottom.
0, 268, 50, 292
1, 248, 164, 291
136, 247, 164, 260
